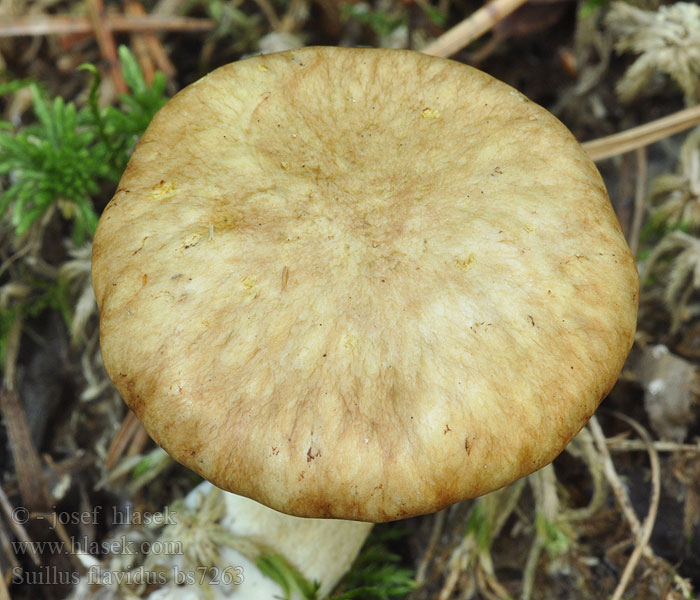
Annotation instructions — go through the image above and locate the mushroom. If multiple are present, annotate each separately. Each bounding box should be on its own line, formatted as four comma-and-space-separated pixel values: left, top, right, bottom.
92, 47, 638, 528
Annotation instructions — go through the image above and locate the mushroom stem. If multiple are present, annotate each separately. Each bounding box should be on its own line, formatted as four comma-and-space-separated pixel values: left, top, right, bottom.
144, 482, 372, 599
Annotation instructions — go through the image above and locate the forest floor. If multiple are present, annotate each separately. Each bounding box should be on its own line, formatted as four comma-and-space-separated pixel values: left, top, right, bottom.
0, 0, 699, 598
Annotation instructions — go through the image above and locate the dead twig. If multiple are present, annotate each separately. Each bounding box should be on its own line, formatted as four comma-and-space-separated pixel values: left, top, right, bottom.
127, 420, 151, 457
589, 416, 648, 548
0, 318, 52, 513
0, 572, 9, 600
0, 15, 215, 38
127, 0, 157, 84
522, 465, 559, 600
608, 412, 660, 600
125, 0, 176, 80
421, 0, 530, 58
607, 438, 700, 453
582, 104, 700, 162
0, 514, 21, 574
88, 0, 127, 94
105, 410, 144, 471
438, 541, 469, 600
588, 415, 693, 597
0, 390, 52, 512
562, 429, 607, 522
474, 565, 510, 600
415, 508, 447, 585
278, 0, 309, 34
0, 483, 40, 567
251, 0, 281, 30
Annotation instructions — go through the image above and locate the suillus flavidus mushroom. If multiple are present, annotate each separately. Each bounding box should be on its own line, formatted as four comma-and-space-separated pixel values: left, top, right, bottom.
92, 47, 639, 525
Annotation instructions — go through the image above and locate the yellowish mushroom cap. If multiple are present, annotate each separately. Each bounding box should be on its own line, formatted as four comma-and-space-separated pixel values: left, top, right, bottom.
92, 47, 639, 522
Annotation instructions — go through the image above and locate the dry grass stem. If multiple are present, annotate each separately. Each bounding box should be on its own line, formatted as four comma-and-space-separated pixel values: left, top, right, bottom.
0, 14, 215, 37
0, 318, 52, 512
435, 481, 526, 599
521, 535, 543, 600
127, 1, 157, 84
0, 243, 34, 280
0, 317, 20, 392
252, 0, 281, 30
0, 389, 52, 512
127, 422, 151, 457
562, 429, 607, 521
88, 0, 127, 94
0, 515, 21, 573
587, 415, 691, 597
415, 508, 447, 585
608, 412, 660, 600
607, 438, 700, 453
126, 0, 176, 80
421, 0, 530, 58
279, 0, 309, 33
589, 416, 647, 544
438, 543, 467, 600
95, 454, 144, 490
105, 410, 145, 471
474, 565, 511, 600
522, 466, 560, 600
0, 484, 40, 567
582, 104, 700, 161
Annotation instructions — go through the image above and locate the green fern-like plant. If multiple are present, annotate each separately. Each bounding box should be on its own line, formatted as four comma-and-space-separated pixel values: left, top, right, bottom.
332, 528, 415, 600
256, 553, 321, 600
0, 46, 167, 244
0, 85, 112, 242
340, 3, 405, 38
97, 45, 168, 159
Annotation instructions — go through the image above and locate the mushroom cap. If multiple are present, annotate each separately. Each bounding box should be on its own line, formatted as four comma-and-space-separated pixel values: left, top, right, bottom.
92, 47, 638, 522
